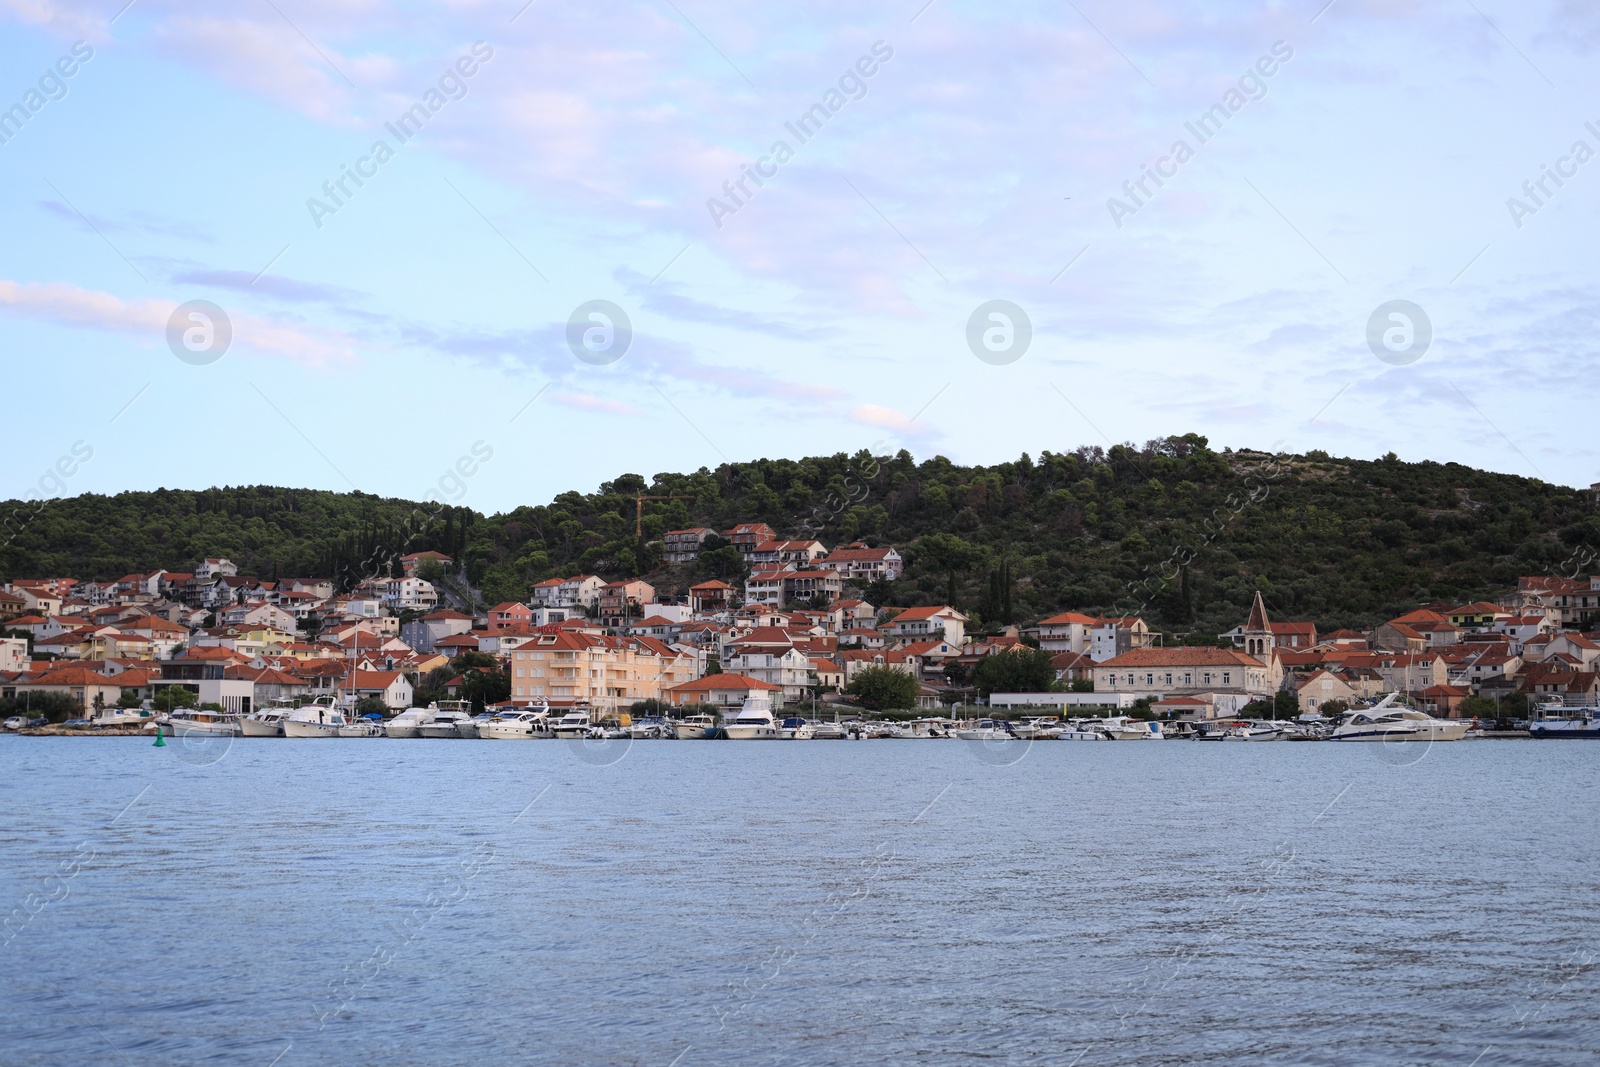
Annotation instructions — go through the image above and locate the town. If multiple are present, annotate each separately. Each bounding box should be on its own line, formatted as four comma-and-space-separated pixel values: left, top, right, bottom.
2, 516, 1596, 732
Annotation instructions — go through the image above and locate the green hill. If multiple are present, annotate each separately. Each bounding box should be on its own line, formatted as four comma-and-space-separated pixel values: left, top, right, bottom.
3, 435, 1595, 635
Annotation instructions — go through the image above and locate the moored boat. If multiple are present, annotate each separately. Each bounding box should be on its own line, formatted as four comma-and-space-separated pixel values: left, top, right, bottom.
724, 692, 780, 740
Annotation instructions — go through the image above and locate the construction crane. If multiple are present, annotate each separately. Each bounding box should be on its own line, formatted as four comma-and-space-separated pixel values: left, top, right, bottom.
631, 492, 694, 538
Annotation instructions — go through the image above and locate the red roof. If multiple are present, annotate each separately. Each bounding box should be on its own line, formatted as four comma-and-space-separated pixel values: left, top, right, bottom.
668, 673, 781, 692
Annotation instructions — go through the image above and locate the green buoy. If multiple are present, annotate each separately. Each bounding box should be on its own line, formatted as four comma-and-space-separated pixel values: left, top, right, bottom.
153, 728, 166, 747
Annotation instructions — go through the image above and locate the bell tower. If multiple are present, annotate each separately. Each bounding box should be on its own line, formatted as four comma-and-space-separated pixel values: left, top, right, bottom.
1243, 590, 1274, 660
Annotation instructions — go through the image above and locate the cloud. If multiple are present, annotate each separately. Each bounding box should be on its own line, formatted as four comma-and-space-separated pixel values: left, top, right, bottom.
169, 268, 366, 305
849, 403, 941, 443
613, 267, 831, 340
551, 391, 640, 417
0, 279, 359, 366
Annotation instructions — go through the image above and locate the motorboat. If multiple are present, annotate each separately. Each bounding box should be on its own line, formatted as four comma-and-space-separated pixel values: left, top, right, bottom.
417, 702, 475, 738
628, 716, 672, 739
384, 706, 431, 738
778, 716, 816, 739
481, 706, 553, 739
1200, 720, 1279, 741
724, 692, 780, 740
1059, 718, 1114, 740
283, 699, 349, 737
586, 717, 631, 740
164, 708, 242, 737
955, 719, 1020, 741
457, 710, 500, 739
810, 721, 847, 740
1528, 703, 1600, 739
240, 700, 292, 737
1331, 694, 1468, 742
673, 713, 716, 740
1108, 718, 1164, 740
338, 714, 387, 738
552, 709, 594, 739
91, 704, 160, 729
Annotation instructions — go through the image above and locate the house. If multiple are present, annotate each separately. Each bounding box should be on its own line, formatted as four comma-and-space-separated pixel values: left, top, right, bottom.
1092, 647, 1281, 699
1090, 616, 1152, 662
1370, 621, 1427, 654
488, 602, 534, 632
379, 577, 438, 611
747, 540, 829, 567
1415, 684, 1471, 717
399, 551, 452, 577
688, 580, 734, 613
818, 542, 903, 583
1035, 611, 1096, 653
664, 673, 783, 710
724, 648, 813, 702
1446, 601, 1508, 631
0, 636, 28, 672
530, 574, 605, 611
346, 669, 414, 710
1294, 668, 1359, 713
12, 665, 125, 710
0, 590, 26, 619
599, 580, 655, 626
743, 568, 790, 609
810, 658, 845, 692
881, 605, 968, 645
400, 609, 474, 653
663, 528, 717, 564
195, 558, 238, 580
724, 523, 778, 556
1050, 650, 1094, 683
831, 599, 876, 627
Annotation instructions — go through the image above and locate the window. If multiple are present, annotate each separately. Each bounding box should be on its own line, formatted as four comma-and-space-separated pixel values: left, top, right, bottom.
1165, 674, 1172, 685
1223, 672, 1231, 684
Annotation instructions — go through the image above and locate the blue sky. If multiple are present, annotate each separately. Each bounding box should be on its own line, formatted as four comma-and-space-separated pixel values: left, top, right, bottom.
2, 0, 1597, 514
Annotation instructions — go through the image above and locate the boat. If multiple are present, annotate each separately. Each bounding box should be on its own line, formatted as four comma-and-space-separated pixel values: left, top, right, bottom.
954, 719, 1020, 741
338, 714, 386, 737
778, 716, 816, 739
552, 709, 594, 739
673, 713, 717, 740
724, 692, 780, 740
1200, 720, 1279, 741
283, 698, 349, 737
1330, 694, 1469, 742
240, 700, 293, 737
164, 707, 242, 737
628, 716, 672, 739
458, 710, 501, 739
1528, 703, 1600, 739
1108, 719, 1165, 740
91, 704, 160, 729
810, 721, 847, 740
1058, 718, 1114, 740
481, 706, 553, 739
417, 701, 475, 738
384, 706, 431, 738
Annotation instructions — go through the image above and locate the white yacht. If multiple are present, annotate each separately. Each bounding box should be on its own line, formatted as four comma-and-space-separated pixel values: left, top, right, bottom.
417, 702, 475, 738
164, 708, 242, 737
384, 706, 431, 738
724, 693, 780, 740
552, 709, 594, 739
338, 715, 387, 737
480, 706, 553, 739
91, 704, 159, 730
955, 719, 1020, 741
1108, 718, 1165, 740
1528, 703, 1600, 739
283, 699, 348, 738
628, 716, 672, 739
1331, 694, 1468, 742
240, 701, 292, 737
810, 721, 848, 740
673, 713, 716, 739
1059, 718, 1114, 740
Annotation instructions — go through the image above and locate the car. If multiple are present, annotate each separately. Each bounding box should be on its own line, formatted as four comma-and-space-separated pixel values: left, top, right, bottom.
26, 717, 47, 728
3, 716, 26, 730
61, 718, 93, 728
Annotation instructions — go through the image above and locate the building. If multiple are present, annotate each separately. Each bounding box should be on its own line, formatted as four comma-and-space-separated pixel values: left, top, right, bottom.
818, 543, 903, 583
506, 631, 694, 712
724, 523, 778, 556
664, 673, 782, 711
663, 528, 716, 564
488, 602, 534, 632
724, 648, 812, 703
881, 605, 968, 645
688, 580, 734, 613
1036, 611, 1096, 653
531, 574, 605, 611
1089, 616, 1152, 662
599, 580, 655, 626
1092, 647, 1281, 701
399, 551, 452, 577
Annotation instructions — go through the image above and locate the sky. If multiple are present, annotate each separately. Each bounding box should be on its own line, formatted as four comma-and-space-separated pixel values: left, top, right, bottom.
2, 0, 1598, 515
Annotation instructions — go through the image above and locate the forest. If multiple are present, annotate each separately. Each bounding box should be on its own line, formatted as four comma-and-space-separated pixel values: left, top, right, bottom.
3, 434, 1595, 637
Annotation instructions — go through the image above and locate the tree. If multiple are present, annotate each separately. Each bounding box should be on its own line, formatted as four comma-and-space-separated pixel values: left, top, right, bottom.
972, 647, 1058, 697
629, 698, 670, 716
705, 658, 722, 676
1069, 677, 1095, 692
847, 666, 919, 710
153, 687, 197, 712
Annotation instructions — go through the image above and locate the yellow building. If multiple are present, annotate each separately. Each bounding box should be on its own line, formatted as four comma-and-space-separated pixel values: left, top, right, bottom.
508, 631, 694, 713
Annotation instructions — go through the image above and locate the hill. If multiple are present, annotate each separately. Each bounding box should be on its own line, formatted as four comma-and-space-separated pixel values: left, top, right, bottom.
3, 435, 1596, 635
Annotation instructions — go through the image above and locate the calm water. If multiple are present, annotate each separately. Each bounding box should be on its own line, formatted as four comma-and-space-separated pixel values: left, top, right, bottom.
2, 734, 1597, 1066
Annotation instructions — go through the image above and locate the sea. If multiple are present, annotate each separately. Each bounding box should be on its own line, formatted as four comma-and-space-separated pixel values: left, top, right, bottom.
2, 734, 1596, 1066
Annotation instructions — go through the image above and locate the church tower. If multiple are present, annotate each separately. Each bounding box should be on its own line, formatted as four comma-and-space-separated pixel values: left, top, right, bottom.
1243, 590, 1274, 660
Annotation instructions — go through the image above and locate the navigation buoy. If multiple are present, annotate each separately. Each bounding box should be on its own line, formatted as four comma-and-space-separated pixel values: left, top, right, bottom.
153, 729, 166, 747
